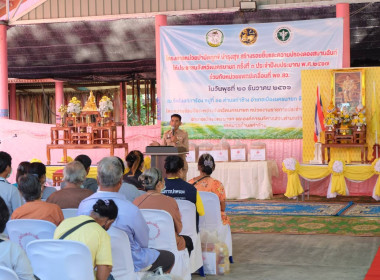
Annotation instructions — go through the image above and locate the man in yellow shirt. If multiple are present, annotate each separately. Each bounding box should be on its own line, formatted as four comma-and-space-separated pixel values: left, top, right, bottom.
54, 199, 117, 280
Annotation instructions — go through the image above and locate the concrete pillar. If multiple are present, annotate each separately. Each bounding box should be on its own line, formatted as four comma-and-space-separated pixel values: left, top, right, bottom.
120, 82, 127, 126
55, 81, 64, 124
9, 83, 16, 120
336, 3, 350, 68
0, 22, 8, 118
155, 15, 167, 122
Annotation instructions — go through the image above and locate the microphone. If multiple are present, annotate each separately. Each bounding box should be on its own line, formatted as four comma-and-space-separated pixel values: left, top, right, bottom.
171, 126, 175, 136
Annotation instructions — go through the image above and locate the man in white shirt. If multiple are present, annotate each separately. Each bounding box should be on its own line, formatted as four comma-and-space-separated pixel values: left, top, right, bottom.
0, 151, 23, 214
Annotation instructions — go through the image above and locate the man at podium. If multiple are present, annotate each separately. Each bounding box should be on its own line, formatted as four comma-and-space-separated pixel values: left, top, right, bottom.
151, 114, 189, 179
162, 114, 189, 179
161, 114, 189, 149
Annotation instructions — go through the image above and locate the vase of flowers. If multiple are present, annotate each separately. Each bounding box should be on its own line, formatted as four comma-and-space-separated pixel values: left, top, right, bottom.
352, 105, 366, 131
338, 106, 353, 135
98, 96, 113, 118
340, 106, 352, 126
324, 101, 339, 132
324, 113, 339, 131
57, 104, 67, 126
67, 97, 81, 117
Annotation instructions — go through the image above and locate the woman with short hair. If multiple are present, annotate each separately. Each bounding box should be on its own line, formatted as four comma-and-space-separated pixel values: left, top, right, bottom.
133, 168, 193, 255
163, 155, 205, 232
11, 174, 64, 226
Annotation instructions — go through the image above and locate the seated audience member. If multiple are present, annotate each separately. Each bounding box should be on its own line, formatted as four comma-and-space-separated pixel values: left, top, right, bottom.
13, 161, 31, 188
188, 153, 230, 225
116, 157, 143, 202
163, 155, 205, 232
54, 199, 117, 280
0, 151, 23, 214
78, 157, 174, 273
11, 174, 64, 226
123, 150, 144, 190
134, 168, 193, 254
0, 196, 37, 280
27, 162, 56, 200
47, 161, 94, 209
61, 154, 98, 192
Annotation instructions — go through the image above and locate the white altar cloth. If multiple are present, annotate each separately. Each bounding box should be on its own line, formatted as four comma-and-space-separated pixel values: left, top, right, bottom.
187, 161, 278, 200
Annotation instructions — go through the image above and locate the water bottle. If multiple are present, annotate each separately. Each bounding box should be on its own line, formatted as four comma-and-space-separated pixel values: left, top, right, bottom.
217, 247, 225, 275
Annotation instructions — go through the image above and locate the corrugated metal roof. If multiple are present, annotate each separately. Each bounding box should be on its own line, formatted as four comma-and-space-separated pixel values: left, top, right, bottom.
6, 2, 380, 81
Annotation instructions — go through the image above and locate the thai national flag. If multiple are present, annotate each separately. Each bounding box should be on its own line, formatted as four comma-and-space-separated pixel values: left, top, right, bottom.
314, 86, 325, 142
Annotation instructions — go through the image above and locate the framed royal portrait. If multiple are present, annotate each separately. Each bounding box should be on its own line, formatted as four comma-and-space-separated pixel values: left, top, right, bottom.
332, 69, 365, 114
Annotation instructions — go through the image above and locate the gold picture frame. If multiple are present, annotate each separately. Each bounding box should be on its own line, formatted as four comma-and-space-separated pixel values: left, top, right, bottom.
332, 68, 365, 114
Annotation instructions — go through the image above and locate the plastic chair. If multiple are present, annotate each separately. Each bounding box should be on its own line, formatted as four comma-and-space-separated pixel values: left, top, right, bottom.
198, 191, 233, 262
26, 239, 94, 280
6, 219, 56, 251
108, 226, 137, 280
176, 200, 204, 274
0, 266, 19, 280
140, 209, 191, 280
62, 208, 78, 219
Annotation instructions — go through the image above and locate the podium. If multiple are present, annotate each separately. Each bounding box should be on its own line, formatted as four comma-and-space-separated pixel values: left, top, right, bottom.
145, 146, 188, 177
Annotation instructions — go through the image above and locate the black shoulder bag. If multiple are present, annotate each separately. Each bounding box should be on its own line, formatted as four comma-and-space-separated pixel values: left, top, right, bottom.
59, 220, 96, 240
191, 175, 210, 186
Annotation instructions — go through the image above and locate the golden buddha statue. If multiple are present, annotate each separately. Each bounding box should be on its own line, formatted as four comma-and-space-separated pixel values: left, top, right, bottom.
82, 91, 98, 111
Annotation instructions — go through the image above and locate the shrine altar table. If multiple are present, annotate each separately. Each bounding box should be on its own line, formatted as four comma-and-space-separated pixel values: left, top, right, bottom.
46, 143, 128, 165
187, 161, 279, 200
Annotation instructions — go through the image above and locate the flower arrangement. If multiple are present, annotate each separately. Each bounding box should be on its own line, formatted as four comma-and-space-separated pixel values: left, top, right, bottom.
352, 105, 366, 128
339, 106, 352, 126
67, 97, 81, 116
324, 101, 339, 130
324, 113, 339, 127
58, 104, 67, 114
98, 96, 113, 117
57, 104, 67, 126
352, 113, 366, 127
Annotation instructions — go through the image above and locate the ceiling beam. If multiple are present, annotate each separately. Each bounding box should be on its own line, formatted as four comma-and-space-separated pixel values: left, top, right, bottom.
5, 0, 47, 23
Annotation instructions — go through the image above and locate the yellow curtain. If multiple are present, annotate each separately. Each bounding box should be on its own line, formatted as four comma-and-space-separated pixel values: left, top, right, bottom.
282, 161, 304, 198
372, 159, 380, 197
283, 158, 380, 198
329, 161, 347, 196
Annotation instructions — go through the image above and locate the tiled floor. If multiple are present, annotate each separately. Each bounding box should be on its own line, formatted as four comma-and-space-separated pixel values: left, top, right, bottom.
193, 233, 380, 280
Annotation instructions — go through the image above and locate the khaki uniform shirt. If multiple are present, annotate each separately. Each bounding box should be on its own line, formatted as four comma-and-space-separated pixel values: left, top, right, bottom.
161, 128, 189, 151
161, 128, 189, 179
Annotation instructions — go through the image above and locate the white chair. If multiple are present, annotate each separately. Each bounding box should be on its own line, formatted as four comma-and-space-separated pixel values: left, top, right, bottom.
26, 239, 94, 280
108, 226, 137, 280
6, 219, 56, 251
199, 191, 233, 262
0, 266, 19, 280
62, 208, 78, 219
140, 209, 191, 280
176, 199, 203, 273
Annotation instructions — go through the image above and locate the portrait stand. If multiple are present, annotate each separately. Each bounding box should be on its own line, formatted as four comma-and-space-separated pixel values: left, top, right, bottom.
145, 146, 188, 177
